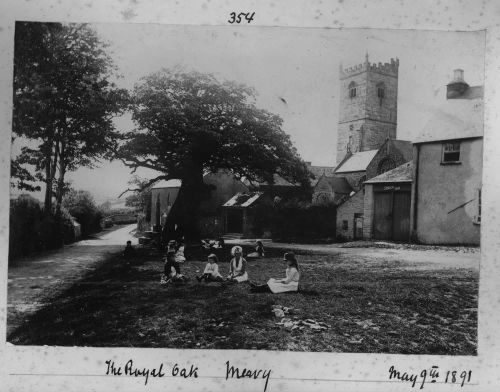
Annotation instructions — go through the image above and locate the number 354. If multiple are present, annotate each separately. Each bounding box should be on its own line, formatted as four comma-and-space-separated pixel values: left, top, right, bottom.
228, 12, 255, 24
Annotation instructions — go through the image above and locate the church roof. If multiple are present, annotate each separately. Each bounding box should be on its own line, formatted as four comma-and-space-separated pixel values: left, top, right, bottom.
391, 140, 413, 161
316, 176, 353, 194
152, 179, 182, 189
334, 150, 378, 173
255, 164, 334, 187
415, 94, 483, 143
308, 165, 334, 184
256, 174, 297, 187
365, 161, 413, 184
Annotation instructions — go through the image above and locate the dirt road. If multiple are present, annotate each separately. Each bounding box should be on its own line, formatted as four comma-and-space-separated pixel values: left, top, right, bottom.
7, 224, 138, 335
230, 240, 480, 271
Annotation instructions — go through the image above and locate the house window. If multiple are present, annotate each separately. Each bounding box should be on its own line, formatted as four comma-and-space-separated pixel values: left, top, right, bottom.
342, 220, 348, 230
348, 81, 357, 98
442, 142, 461, 163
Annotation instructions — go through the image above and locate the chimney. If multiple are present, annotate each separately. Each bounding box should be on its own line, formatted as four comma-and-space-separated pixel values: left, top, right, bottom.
447, 69, 469, 99
453, 69, 464, 82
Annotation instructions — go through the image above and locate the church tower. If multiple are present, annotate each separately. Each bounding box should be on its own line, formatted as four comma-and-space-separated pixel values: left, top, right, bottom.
336, 55, 399, 165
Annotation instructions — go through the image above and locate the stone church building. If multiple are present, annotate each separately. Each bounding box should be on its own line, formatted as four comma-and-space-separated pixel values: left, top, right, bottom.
332, 55, 413, 241
334, 58, 483, 245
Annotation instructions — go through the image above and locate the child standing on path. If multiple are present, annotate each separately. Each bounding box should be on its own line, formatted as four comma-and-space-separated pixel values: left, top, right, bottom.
196, 254, 224, 282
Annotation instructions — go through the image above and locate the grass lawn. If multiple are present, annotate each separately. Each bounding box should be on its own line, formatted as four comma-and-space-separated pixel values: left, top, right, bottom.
7, 244, 478, 354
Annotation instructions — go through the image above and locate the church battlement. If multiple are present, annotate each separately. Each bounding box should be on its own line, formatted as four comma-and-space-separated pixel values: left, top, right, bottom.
336, 54, 399, 165
340, 57, 399, 79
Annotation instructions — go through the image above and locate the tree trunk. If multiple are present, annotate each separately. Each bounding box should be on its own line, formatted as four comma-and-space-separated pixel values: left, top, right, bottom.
44, 156, 52, 215
44, 140, 54, 215
54, 142, 66, 246
55, 164, 66, 216
43, 129, 58, 215
162, 160, 208, 244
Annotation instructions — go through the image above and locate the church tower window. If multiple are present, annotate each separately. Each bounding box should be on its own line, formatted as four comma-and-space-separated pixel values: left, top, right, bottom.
348, 81, 357, 98
377, 82, 385, 101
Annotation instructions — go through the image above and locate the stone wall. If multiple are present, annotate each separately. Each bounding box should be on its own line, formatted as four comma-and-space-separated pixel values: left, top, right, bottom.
365, 71, 398, 124
336, 189, 364, 240
199, 171, 249, 215
366, 140, 412, 180
150, 186, 180, 228
340, 171, 366, 192
363, 184, 374, 239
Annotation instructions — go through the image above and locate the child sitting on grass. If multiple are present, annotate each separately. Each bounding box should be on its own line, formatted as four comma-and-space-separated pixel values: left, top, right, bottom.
161, 250, 188, 285
247, 240, 265, 258
250, 252, 300, 293
122, 240, 135, 260
196, 253, 224, 283
227, 246, 248, 283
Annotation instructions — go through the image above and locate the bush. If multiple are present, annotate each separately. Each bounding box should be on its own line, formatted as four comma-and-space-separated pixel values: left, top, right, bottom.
9, 195, 44, 260
252, 200, 337, 242
63, 189, 102, 236
8, 195, 75, 262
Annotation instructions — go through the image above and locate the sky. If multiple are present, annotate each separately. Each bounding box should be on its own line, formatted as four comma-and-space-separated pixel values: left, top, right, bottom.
12, 24, 485, 203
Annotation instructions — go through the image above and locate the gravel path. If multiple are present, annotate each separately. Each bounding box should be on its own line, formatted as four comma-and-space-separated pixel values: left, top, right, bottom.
228, 239, 480, 271
7, 224, 138, 335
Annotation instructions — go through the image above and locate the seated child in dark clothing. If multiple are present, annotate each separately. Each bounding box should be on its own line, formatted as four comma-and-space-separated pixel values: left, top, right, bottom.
123, 240, 135, 259
196, 254, 224, 283
162, 250, 188, 284
247, 240, 265, 258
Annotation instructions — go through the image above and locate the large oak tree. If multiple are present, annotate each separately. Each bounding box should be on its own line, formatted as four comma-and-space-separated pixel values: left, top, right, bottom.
117, 69, 311, 241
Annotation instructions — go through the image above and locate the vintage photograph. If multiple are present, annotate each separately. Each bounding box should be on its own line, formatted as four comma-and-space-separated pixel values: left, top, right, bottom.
7, 22, 483, 355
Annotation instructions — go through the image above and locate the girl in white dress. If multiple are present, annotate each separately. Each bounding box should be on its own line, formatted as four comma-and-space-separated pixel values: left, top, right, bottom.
227, 246, 248, 282
250, 252, 300, 293
196, 254, 224, 282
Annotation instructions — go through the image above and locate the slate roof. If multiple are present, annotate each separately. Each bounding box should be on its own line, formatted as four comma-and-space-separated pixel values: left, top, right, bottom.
391, 140, 413, 161
365, 161, 413, 184
308, 165, 334, 186
223, 192, 263, 208
256, 165, 335, 187
334, 150, 378, 173
415, 93, 483, 143
151, 179, 182, 189
331, 176, 353, 193
315, 175, 353, 194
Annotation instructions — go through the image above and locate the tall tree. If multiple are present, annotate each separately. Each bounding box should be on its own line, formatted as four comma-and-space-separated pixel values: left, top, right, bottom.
123, 175, 153, 218
12, 22, 127, 216
117, 69, 311, 240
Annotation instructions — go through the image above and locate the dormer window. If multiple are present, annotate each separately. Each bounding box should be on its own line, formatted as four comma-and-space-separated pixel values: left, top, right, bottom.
349, 81, 357, 98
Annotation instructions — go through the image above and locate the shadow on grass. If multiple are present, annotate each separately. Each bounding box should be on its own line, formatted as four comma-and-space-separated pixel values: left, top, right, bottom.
8, 243, 478, 354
